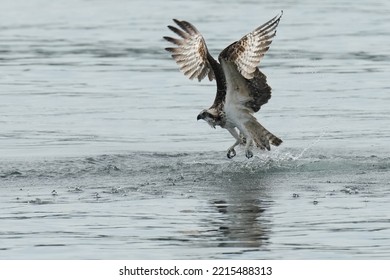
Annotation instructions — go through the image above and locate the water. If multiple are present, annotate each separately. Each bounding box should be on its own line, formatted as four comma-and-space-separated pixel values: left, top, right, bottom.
1, 0, 389, 259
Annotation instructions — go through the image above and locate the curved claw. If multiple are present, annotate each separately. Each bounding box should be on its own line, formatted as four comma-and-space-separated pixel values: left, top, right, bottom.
227, 148, 236, 159
245, 150, 253, 159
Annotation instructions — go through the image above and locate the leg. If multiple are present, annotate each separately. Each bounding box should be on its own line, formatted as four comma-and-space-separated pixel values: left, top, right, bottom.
226, 128, 241, 159
245, 138, 254, 159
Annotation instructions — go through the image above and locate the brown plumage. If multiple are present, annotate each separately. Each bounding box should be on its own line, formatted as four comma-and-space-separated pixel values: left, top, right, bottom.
219, 13, 282, 79
164, 19, 215, 82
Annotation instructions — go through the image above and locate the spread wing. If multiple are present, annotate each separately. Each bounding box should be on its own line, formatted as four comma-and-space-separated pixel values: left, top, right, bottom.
219, 11, 283, 113
163, 19, 215, 82
219, 11, 283, 79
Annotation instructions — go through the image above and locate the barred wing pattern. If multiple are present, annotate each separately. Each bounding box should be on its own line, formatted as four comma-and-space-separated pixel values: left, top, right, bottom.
219, 11, 283, 79
164, 19, 215, 82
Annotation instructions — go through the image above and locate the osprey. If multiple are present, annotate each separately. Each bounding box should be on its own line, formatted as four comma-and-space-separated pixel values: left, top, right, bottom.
164, 12, 283, 158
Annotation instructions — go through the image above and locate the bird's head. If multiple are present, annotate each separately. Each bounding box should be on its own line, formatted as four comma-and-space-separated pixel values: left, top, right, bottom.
197, 109, 219, 129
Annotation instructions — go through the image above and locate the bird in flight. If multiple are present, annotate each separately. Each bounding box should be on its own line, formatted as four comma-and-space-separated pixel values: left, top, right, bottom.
164, 11, 283, 158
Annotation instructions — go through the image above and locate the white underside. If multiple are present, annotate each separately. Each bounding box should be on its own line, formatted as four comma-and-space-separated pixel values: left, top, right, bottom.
221, 60, 255, 139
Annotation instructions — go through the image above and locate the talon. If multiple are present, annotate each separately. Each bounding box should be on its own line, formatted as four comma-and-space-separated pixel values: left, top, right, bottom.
227, 149, 236, 159
245, 150, 253, 159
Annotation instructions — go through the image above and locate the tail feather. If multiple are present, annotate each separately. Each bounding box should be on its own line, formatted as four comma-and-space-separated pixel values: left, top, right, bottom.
244, 119, 282, 150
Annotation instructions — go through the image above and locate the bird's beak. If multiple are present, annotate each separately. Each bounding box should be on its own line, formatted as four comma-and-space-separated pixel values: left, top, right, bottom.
197, 114, 202, 121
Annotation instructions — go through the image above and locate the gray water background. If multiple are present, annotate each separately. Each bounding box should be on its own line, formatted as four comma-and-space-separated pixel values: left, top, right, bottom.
1, 0, 390, 259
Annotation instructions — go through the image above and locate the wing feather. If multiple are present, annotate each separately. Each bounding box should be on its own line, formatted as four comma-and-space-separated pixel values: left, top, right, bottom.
219, 11, 283, 79
221, 12, 283, 115
164, 19, 215, 82
167, 25, 188, 39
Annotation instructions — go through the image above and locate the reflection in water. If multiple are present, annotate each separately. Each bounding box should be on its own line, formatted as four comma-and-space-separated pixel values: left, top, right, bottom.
211, 198, 269, 248
191, 172, 274, 251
